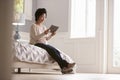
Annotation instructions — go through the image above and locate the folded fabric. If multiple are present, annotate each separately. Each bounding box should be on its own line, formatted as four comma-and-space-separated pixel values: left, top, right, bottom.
13, 41, 74, 64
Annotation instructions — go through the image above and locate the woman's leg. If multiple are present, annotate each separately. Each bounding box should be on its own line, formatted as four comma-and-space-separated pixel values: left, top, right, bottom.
34, 43, 68, 69
46, 44, 76, 74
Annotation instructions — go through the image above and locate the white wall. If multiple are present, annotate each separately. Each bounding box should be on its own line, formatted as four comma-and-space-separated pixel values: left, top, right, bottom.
36, 0, 69, 32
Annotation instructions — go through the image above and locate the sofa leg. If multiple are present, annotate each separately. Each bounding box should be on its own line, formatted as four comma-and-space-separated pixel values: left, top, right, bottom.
18, 68, 21, 73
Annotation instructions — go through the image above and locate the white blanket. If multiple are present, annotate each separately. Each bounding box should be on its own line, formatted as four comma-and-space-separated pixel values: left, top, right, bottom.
13, 41, 74, 64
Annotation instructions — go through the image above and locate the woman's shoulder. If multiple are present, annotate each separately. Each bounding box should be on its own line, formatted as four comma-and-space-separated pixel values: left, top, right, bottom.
31, 23, 37, 27
31, 23, 38, 29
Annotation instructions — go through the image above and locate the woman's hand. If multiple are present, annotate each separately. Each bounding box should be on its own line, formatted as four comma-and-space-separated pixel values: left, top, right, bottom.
44, 29, 50, 34
51, 32, 56, 36
46, 32, 56, 40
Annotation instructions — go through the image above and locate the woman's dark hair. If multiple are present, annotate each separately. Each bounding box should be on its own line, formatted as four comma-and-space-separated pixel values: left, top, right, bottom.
35, 8, 47, 21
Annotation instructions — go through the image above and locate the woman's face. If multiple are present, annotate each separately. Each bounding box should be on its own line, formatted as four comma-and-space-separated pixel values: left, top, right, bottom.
38, 13, 46, 23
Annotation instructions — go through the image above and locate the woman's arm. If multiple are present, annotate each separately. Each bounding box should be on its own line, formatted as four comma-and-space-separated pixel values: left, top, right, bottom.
30, 25, 49, 41
46, 32, 56, 40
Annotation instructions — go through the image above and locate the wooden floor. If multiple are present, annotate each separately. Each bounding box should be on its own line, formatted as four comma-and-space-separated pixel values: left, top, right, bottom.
12, 73, 120, 80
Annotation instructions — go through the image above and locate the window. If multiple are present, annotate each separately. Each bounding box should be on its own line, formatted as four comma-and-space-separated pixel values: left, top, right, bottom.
113, 0, 120, 67
14, 0, 24, 20
13, 0, 32, 21
70, 0, 96, 38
